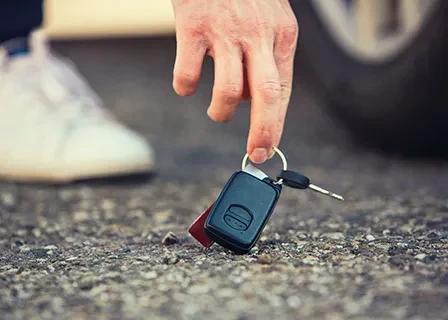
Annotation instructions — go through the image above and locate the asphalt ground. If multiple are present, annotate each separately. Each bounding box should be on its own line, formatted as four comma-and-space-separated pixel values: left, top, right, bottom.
0, 36, 447, 320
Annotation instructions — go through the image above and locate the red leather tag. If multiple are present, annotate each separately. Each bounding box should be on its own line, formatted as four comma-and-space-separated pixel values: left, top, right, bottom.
188, 202, 215, 247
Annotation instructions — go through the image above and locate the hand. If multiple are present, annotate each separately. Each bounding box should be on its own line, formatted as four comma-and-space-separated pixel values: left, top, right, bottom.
171, 0, 299, 163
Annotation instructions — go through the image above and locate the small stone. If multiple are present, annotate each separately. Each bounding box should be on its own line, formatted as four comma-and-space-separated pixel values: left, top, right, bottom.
427, 231, 440, 239
137, 256, 151, 262
1, 192, 15, 206
31, 248, 49, 258
44, 245, 58, 251
301, 256, 319, 265
257, 253, 273, 265
366, 235, 375, 242
15, 240, 24, 247
128, 209, 145, 219
101, 199, 116, 211
79, 276, 98, 290
162, 232, 178, 246
216, 288, 236, 299
108, 255, 119, 259
274, 233, 281, 241
142, 271, 157, 280
388, 246, 407, 256
32, 228, 42, 238
322, 232, 345, 240
162, 253, 179, 265
188, 284, 211, 295
73, 211, 89, 222
399, 224, 412, 234
66, 257, 77, 262
19, 246, 30, 254
415, 253, 427, 261
296, 232, 308, 240
382, 229, 391, 236
286, 296, 303, 308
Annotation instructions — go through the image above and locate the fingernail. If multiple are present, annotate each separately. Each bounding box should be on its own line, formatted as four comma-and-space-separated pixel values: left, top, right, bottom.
267, 148, 275, 159
250, 148, 268, 164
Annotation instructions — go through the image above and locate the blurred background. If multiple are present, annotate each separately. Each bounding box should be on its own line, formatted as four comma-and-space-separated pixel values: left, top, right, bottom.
41, 0, 448, 170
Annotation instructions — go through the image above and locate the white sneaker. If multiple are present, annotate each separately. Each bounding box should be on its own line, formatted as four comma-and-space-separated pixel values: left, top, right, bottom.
0, 31, 154, 183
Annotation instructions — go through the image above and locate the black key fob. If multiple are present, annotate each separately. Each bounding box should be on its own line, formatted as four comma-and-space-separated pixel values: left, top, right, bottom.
204, 165, 282, 254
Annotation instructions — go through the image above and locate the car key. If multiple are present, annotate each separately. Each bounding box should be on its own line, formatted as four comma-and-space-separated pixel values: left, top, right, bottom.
204, 163, 282, 254
277, 170, 344, 201
188, 163, 274, 250
188, 147, 345, 255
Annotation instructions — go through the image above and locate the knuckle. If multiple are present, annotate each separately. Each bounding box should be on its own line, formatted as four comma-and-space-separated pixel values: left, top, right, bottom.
277, 20, 299, 49
280, 21, 299, 39
178, 13, 209, 36
244, 18, 272, 36
215, 84, 243, 104
258, 80, 282, 103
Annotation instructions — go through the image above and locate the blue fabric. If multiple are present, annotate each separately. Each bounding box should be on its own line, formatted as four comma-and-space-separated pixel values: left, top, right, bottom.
0, 1, 43, 44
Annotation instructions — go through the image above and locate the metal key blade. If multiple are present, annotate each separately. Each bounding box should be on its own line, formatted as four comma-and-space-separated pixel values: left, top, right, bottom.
309, 184, 344, 201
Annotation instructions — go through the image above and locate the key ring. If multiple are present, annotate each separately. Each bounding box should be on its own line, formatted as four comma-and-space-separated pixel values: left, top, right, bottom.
241, 147, 288, 184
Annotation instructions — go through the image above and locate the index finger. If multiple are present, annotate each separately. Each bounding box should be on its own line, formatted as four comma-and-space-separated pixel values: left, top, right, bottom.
245, 46, 281, 164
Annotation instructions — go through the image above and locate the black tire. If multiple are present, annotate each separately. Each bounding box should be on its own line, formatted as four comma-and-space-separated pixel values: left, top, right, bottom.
291, 0, 448, 158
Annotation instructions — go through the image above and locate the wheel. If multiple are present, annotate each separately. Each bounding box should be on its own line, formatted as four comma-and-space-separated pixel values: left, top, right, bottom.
291, 0, 448, 158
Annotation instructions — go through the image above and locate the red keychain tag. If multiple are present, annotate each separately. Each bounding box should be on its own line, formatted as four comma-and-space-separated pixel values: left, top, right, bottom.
188, 202, 215, 247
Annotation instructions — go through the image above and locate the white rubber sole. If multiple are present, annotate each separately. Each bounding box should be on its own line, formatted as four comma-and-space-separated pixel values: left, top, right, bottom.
0, 158, 154, 184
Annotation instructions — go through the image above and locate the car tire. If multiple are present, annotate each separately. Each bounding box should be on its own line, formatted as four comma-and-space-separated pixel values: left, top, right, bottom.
291, 0, 448, 158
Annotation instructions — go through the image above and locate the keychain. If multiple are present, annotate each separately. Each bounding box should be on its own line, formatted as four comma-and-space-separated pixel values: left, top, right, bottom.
188, 147, 344, 254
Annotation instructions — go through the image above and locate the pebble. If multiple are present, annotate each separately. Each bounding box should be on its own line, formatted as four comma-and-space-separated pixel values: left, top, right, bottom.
19, 246, 31, 254
322, 232, 345, 240
162, 253, 179, 265
415, 253, 427, 261
188, 284, 210, 295
257, 253, 273, 265
365, 235, 376, 242
101, 199, 116, 211
137, 256, 151, 262
162, 232, 178, 246
142, 271, 158, 280
1, 192, 15, 206
286, 296, 303, 308
73, 211, 89, 222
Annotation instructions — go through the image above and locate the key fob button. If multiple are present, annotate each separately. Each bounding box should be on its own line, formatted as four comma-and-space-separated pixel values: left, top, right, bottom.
224, 205, 253, 231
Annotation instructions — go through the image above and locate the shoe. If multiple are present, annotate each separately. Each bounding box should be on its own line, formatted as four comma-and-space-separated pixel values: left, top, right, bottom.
0, 31, 154, 183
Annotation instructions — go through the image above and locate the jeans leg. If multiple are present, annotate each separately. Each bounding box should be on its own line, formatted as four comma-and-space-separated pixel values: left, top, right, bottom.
0, 0, 44, 43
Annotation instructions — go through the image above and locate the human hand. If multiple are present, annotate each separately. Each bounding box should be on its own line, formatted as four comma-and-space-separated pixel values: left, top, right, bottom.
171, 0, 299, 163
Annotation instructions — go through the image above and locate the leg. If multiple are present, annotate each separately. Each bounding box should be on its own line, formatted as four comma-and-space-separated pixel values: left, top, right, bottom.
0, 1, 43, 43
0, 1, 155, 183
